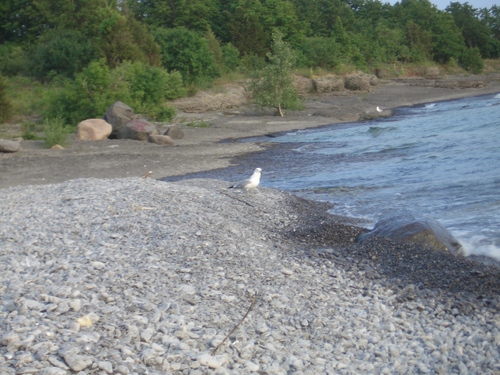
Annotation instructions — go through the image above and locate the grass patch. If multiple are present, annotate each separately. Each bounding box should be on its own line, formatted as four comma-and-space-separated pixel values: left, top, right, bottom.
186, 119, 210, 128
6, 76, 57, 119
43, 116, 72, 148
21, 121, 44, 140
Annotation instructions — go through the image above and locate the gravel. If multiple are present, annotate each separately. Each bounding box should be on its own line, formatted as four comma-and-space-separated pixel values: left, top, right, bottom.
1, 177, 499, 374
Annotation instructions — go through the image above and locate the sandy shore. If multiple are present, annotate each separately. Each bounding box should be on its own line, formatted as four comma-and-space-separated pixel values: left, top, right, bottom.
1, 77, 500, 189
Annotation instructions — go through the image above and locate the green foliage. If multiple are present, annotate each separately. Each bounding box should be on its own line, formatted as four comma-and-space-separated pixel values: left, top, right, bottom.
21, 122, 43, 140
221, 43, 242, 72
249, 30, 302, 117
0, 44, 30, 76
0, 74, 13, 123
205, 30, 223, 68
447, 2, 500, 59
45, 60, 181, 125
459, 47, 484, 73
296, 37, 341, 68
43, 116, 72, 148
228, 0, 270, 57
96, 7, 161, 68
30, 30, 97, 81
153, 27, 221, 84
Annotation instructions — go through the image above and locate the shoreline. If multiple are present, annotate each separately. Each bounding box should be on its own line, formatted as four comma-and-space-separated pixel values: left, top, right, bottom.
1, 77, 500, 189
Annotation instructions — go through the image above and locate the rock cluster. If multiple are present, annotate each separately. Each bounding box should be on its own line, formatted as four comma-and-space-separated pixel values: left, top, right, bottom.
1, 177, 499, 374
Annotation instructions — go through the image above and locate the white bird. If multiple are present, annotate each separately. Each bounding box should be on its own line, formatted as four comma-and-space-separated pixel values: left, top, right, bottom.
376, 106, 383, 113
230, 168, 262, 190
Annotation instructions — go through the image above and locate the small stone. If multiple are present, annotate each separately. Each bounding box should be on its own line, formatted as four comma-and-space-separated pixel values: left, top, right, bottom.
39, 368, 68, 375
245, 361, 260, 372
63, 353, 93, 372
281, 268, 293, 275
141, 328, 154, 342
98, 361, 113, 374
256, 322, 269, 334
69, 299, 82, 312
199, 353, 228, 369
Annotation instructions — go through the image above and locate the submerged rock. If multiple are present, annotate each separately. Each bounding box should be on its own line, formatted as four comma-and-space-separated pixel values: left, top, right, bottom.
357, 213, 464, 255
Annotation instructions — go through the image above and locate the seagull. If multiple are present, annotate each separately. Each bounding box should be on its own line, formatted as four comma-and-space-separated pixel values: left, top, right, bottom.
229, 168, 262, 190
376, 106, 383, 113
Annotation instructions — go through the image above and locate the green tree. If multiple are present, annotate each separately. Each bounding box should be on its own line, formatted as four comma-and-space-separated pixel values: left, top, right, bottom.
447, 2, 500, 58
95, 6, 161, 68
431, 12, 465, 63
228, 0, 270, 57
249, 31, 300, 117
221, 43, 242, 72
152, 27, 221, 84
30, 29, 97, 81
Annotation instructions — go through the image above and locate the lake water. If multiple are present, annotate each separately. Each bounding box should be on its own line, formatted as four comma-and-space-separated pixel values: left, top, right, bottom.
260, 93, 500, 260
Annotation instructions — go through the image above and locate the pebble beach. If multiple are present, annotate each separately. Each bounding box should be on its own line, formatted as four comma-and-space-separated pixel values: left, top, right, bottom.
1, 177, 499, 374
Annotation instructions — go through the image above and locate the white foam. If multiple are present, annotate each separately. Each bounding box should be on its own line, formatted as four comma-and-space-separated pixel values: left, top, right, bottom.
455, 233, 500, 260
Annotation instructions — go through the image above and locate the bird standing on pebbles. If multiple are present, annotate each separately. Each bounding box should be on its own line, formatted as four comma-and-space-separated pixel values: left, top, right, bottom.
229, 168, 262, 190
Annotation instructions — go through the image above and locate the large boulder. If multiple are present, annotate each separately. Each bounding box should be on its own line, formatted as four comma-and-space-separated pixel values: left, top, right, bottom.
103, 101, 134, 137
76, 119, 112, 140
119, 118, 158, 141
357, 213, 464, 255
0, 139, 21, 153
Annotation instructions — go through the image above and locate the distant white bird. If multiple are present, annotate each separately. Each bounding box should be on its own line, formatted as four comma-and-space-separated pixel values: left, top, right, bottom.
230, 168, 262, 190
376, 106, 383, 113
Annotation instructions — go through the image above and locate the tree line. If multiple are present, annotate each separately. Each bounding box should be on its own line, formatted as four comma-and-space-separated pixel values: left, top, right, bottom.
0, 0, 499, 123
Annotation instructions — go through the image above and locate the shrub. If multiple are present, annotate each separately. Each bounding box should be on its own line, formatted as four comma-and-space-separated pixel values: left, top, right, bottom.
296, 37, 341, 69
45, 60, 181, 125
0, 74, 13, 123
152, 27, 221, 84
249, 31, 302, 117
459, 47, 484, 73
30, 30, 97, 81
43, 116, 72, 148
221, 43, 241, 73
0, 44, 30, 76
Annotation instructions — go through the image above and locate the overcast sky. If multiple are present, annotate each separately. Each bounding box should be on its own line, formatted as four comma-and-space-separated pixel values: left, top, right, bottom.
387, 0, 497, 10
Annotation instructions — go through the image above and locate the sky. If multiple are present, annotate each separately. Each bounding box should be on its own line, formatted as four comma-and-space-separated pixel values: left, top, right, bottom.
387, 0, 497, 10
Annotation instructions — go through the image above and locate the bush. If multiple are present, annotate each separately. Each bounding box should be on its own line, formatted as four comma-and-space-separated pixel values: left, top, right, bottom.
249, 31, 302, 117
221, 43, 241, 73
45, 60, 182, 125
152, 27, 221, 84
43, 116, 72, 148
30, 30, 97, 81
0, 74, 13, 123
459, 47, 484, 73
0, 44, 30, 76
296, 37, 341, 69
